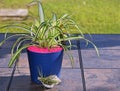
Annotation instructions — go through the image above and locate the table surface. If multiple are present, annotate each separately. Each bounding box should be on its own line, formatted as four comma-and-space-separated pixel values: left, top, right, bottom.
0, 34, 120, 91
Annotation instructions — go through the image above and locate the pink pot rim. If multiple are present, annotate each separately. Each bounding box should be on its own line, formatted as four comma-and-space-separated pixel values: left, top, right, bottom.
27, 46, 63, 53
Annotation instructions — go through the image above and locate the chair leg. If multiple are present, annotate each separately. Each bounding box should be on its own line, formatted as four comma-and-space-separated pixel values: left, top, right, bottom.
77, 40, 87, 91
6, 59, 18, 91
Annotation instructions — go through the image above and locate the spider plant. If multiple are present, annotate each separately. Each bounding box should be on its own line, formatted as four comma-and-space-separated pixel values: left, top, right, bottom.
0, 0, 99, 67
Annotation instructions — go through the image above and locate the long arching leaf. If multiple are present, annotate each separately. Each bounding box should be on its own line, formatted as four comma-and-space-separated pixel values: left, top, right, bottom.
8, 44, 30, 67
0, 34, 29, 46
1, 25, 34, 34
38, 1, 45, 23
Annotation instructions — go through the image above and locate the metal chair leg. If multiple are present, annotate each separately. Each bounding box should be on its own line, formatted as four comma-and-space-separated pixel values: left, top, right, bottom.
77, 40, 87, 91
6, 59, 18, 91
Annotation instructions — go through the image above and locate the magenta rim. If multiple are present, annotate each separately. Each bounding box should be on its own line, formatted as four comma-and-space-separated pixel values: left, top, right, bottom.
27, 46, 63, 53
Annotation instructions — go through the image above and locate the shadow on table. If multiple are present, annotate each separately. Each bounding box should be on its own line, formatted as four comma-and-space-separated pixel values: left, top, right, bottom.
0, 75, 83, 91
0, 75, 46, 91
80, 34, 120, 49
0, 76, 10, 91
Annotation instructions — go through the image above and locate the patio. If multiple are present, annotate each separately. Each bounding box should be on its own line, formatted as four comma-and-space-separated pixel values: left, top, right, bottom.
0, 34, 120, 91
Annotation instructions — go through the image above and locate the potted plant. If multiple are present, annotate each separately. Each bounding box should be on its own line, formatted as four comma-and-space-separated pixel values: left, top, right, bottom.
0, 0, 99, 88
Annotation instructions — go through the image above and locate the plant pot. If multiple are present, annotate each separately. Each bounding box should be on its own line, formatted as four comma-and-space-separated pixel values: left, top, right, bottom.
27, 46, 64, 84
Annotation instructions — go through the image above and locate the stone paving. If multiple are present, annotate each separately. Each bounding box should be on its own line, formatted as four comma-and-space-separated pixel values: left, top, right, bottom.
0, 34, 120, 91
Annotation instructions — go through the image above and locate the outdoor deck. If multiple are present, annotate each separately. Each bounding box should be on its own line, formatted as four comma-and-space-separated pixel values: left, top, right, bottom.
0, 34, 120, 91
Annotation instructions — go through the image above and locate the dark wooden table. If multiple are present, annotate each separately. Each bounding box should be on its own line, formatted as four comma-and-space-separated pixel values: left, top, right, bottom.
0, 34, 120, 91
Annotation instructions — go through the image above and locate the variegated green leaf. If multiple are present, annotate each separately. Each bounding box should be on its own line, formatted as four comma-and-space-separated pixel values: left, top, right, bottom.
8, 44, 30, 67
38, 1, 45, 23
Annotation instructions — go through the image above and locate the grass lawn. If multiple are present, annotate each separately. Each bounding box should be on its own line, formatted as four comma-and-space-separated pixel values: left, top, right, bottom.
0, 0, 120, 34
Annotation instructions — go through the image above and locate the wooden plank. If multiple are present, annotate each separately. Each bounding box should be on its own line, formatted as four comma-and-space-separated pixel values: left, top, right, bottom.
0, 68, 13, 76
0, 9, 28, 20
0, 9, 28, 17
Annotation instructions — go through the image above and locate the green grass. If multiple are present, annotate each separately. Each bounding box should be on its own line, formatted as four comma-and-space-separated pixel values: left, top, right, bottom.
0, 0, 120, 34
